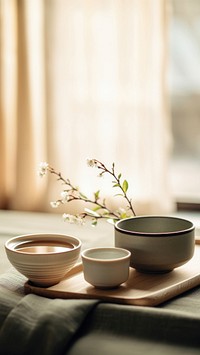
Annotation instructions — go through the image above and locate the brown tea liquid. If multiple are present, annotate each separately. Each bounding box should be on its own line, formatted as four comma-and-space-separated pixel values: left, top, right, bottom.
15, 241, 74, 254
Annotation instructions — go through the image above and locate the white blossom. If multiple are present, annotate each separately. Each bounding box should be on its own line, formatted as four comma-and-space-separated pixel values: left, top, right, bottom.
86, 159, 97, 167
75, 216, 85, 225
38, 162, 49, 177
98, 172, 104, 178
60, 190, 69, 203
50, 201, 60, 208
63, 213, 76, 223
63, 213, 84, 225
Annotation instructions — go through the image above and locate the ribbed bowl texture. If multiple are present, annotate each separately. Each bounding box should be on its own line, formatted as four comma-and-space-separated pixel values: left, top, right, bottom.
5, 233, 81, 287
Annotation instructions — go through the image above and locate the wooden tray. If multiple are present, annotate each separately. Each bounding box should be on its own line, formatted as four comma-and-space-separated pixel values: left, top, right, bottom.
25, 244, 200, 307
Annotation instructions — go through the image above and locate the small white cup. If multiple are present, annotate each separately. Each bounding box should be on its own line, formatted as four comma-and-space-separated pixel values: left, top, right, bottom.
81, 247, 131, 289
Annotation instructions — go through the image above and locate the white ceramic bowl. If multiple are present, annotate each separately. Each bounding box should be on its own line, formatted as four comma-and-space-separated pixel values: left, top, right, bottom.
115, 216, 195, 273
81, 247, 131, 289
5, 233, 81, 287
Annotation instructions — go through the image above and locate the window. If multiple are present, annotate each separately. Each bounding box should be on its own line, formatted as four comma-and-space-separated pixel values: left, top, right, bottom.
169, 0, 200, 208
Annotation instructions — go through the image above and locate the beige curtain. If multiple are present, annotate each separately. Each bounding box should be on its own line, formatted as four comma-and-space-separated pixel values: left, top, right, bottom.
0, 0, 174, 214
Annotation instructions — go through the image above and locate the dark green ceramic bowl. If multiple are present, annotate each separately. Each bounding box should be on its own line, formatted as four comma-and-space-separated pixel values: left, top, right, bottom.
115, 216, 195, 273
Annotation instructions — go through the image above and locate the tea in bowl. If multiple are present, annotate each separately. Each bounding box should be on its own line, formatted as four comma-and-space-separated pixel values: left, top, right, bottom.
115, 216, 195, 273
81, 247, 131, 289
5, 233, 81, 287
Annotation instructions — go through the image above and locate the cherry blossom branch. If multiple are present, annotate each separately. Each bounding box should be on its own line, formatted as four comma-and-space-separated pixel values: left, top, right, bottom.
38, 159, 136, 226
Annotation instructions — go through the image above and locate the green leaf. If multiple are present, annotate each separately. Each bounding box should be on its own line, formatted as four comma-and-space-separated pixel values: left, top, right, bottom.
79, 192, 88, 199
92, 205, 102, 211
122, 180, 128, 193
120, 212, 129, 219
113, 183, 120, 188
94, 190, 100, 200
118, 173, 121, 180
84, 208, 100, 217
106, 218, 118, 225
101, 209, 110, 215
91, 219, 98, 227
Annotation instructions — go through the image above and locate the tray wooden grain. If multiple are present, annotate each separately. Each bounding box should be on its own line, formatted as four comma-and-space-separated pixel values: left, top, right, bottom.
25, 244, 200, 307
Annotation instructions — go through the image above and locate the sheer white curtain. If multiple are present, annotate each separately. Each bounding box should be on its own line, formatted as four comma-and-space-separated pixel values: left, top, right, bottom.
0, 0, 174, 214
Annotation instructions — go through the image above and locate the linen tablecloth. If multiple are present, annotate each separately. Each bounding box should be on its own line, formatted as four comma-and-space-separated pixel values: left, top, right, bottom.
1, 210, 200, 355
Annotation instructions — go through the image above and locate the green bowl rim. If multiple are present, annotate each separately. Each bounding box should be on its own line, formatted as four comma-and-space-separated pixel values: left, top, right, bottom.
114, 216, 195, 237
